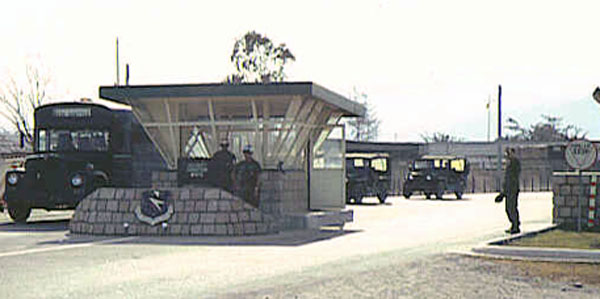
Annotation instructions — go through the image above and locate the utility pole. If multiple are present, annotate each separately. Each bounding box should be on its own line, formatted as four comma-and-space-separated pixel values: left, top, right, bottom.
498, 85, 502, 139
116, 38, 120, 86
496, 85, 503, 191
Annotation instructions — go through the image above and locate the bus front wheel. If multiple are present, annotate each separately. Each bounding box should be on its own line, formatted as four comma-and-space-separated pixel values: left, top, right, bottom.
8, 204, 31, 223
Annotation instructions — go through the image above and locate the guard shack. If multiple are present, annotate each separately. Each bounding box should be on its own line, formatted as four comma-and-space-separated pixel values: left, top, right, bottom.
69, 82, 364, 236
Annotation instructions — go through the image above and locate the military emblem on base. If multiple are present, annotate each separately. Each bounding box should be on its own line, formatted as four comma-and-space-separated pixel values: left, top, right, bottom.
134, 190, 173, 225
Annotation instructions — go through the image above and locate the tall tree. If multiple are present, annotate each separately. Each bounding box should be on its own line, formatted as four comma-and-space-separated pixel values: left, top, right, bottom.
505, 114, 586, 141
344, 88, 380, 141
0, 65, 49, 145
226, 31, 295, 84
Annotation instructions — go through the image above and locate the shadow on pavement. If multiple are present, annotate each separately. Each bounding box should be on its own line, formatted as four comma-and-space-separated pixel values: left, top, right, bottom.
404, 196, 472, 202
347, 202, 391, 206
49, 228, 363, 247
0, 219, 70, 232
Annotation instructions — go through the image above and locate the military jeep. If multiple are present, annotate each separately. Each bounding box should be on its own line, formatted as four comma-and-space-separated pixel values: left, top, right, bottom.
346, 153, 390, 204
403, 155, 469, 199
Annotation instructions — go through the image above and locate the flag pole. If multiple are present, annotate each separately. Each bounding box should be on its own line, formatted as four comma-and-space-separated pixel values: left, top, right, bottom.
487, 95, 491, 142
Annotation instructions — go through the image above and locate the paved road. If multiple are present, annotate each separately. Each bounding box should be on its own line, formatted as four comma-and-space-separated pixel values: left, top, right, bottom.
0, 192, 555, 298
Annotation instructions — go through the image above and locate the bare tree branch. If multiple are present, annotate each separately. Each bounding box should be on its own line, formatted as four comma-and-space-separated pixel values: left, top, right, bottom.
0, 64, 50, 145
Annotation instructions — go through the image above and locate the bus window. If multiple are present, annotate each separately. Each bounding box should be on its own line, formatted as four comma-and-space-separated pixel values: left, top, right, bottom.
36, 130, 47, 152
49, 130, 109, 152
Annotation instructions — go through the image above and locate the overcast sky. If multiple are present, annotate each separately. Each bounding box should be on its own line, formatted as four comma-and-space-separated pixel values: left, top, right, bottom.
2, 0, 600, 142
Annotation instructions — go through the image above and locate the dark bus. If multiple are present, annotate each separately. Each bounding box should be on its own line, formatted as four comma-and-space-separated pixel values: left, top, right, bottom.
3, 102, 166, 222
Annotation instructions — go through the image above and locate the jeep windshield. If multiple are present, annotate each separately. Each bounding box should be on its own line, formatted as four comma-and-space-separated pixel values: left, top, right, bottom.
36, 129, 110, 152
412, 160, 433, 170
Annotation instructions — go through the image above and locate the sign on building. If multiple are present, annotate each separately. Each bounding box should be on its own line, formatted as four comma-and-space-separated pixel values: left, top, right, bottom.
565, 139, 597, 170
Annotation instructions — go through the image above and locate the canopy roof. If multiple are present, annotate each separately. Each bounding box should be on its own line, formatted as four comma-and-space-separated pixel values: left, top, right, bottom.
99, 82, 364, 169
100, 82, 365, 118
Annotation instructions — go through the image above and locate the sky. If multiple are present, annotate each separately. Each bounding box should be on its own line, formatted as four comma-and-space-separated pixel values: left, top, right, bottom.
2, 0, 600, 142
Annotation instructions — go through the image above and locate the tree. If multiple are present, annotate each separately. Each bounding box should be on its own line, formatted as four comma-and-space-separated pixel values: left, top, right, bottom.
505, 114, 586, 141
0, 65, 49, 145
226, 31, 295, 84
420, 132, 463, 143
343, 88, 380, 141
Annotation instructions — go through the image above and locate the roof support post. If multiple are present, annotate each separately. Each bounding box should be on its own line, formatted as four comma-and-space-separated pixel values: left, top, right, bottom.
251, 99, 261, 163
272, 96, 303, 158
163, 99, 179, 169
207, 99, 218, 154
262, 100, 270, 164
284, 101, 324, 166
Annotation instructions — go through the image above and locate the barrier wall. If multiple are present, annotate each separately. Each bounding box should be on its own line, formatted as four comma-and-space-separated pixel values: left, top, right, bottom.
69, 187, 279, 236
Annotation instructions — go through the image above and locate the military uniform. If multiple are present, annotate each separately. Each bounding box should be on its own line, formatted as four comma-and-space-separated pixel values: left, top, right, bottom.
235, 157, 261, 207
503, 154, 521, 233
210, 148, 236, 191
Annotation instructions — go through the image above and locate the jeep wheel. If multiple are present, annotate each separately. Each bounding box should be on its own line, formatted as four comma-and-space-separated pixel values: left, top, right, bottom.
403, 192, 412, 199
8, 205, 31, 223
355, 194, 363, 204
455, 192, 463, 199
435, 183, 444, 199
425, 193, 431, 199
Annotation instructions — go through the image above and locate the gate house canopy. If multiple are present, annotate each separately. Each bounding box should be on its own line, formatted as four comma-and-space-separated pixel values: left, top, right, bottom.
99, 82, 365, 170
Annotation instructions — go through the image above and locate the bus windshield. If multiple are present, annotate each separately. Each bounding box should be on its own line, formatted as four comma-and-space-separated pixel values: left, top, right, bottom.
37, 129, 110, 152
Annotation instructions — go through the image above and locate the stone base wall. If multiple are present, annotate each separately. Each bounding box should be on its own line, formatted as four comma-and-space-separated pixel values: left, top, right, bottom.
552, 175, 600, 229
258, 170, 307, 215
69, 187, 279, 236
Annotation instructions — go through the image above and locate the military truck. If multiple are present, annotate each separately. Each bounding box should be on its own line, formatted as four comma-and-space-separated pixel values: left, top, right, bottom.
346, 153, 390, 204
403, 155, 469, 199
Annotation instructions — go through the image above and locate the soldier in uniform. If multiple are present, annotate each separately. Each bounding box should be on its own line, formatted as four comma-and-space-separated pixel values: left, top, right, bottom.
209, 140, 236, 192
234, 145, 261, 207
496, 148, 521, 234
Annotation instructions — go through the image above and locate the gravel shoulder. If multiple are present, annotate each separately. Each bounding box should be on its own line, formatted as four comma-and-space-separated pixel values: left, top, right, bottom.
220, 253, 600, 299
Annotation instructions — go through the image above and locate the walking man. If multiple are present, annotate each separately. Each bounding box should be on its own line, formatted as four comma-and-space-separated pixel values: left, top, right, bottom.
496, 148, 521, 234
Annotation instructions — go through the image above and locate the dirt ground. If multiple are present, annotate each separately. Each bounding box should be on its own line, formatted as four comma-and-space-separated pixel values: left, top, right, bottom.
219, 254, 600, 299
497, 259, 600, 287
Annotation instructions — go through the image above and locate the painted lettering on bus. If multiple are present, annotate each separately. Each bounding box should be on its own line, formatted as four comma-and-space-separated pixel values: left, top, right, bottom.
53, 108, 92, 118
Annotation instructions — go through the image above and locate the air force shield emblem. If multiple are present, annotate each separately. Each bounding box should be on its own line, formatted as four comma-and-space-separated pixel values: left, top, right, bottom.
135, 190, 174, 225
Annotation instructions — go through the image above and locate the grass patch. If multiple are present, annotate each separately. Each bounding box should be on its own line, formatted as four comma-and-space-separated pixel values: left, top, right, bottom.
509, 229, 600, 250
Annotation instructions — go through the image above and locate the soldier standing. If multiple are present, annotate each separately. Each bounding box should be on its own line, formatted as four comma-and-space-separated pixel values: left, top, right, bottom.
234, 145, 261, 207
496, 148, 521, 234
210, 140, 236, 192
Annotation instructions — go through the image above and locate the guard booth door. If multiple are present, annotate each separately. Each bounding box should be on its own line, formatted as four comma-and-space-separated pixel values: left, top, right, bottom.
310, 126, 345, 210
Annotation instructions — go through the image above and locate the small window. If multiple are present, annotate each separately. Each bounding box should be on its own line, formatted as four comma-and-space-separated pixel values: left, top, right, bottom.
450, 159, 465, 172
37, 130, 47, 152
371, 158, 387, 172
353, 159, 364, 167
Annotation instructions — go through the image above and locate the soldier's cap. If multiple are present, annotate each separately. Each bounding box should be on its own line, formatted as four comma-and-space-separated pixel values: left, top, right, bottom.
243, 144, 253, 154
